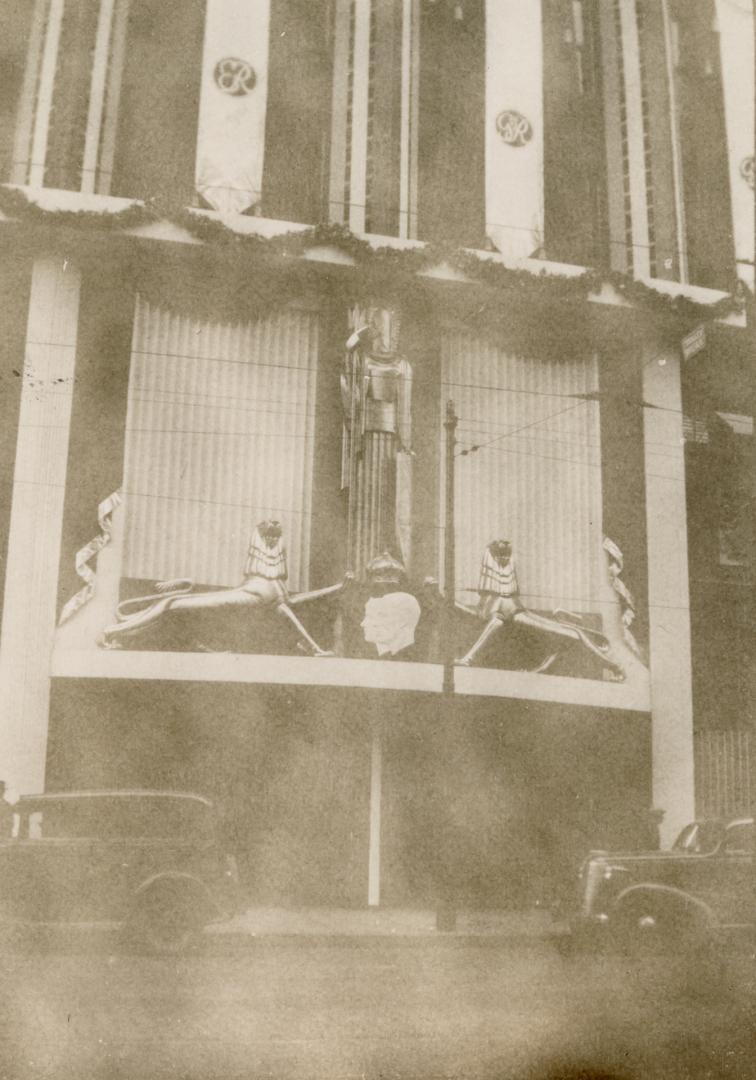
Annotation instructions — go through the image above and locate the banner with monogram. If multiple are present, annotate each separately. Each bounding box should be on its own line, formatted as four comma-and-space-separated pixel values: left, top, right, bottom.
484, 0, 544, 261
58, 490, 122, 625
195, 0, 271, 213
715, 0, 754, 291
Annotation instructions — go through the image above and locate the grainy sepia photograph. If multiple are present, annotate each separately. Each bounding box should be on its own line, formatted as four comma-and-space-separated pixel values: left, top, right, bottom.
0, 0, 754, 1077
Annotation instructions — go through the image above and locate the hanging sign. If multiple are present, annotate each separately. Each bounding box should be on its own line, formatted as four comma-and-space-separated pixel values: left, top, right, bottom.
681, 325, 706, 362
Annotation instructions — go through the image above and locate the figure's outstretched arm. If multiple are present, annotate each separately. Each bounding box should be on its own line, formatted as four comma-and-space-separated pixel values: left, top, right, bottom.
288, 575, 354, 607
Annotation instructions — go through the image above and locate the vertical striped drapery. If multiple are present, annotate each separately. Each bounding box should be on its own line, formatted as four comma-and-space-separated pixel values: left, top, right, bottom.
195, 0, 271, 214
122, 300, 319, 593
715, 0, 754, 292
484, 0, 544, 261
11, 0, 130, 192
329, 0, 418, 237
597, 0, 652, 277
441, 334, 604, 617
695, 729, 754, 821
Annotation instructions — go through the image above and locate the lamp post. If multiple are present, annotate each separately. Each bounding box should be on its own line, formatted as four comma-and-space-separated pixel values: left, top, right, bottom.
436, 399, 458, 931
443, 399, 458, 694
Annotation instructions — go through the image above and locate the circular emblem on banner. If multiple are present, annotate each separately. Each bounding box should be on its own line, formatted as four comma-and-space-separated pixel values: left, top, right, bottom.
496, 110, 533, 147
214, 58, 257, 96
740, 156, 755, 191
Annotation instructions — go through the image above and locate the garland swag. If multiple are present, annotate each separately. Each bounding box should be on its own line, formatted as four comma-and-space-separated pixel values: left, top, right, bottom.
0, 183, 742, 327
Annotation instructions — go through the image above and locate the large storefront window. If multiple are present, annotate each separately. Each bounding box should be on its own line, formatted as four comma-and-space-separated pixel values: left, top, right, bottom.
119, 299, 319, 641
441, 332, 619, 677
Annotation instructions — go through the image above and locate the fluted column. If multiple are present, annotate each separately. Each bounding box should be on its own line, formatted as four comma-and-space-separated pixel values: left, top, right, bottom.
643, 344, 694, 846
0, 257, 80, 796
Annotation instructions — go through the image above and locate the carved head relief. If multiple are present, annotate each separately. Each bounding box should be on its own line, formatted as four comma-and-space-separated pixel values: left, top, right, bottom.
361, 592, 421, 658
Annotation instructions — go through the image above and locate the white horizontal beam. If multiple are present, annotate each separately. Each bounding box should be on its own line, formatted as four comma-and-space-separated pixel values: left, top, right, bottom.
50, 647, 650, 712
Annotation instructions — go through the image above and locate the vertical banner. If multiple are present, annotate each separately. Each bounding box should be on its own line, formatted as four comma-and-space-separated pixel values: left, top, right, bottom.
195, 0, 271, 213
715, 0, 755, 291
328, 0, 372, 232
485, 0, 544, 260
617, 0, 651, 279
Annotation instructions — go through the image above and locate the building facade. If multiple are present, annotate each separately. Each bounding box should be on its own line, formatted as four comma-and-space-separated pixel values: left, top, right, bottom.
0, 0, 752, 909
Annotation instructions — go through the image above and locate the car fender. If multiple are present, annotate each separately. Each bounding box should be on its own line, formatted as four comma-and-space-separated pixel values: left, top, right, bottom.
613, 883, 716, 928
132, 871, 222, 923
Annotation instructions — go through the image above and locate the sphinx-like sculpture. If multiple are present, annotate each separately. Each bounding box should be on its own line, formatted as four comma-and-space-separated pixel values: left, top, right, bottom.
455, 539, 626, 679
101, 520, 346, 654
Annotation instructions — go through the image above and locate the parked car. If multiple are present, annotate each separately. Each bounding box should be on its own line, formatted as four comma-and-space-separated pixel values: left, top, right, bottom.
0, 790, 240, 952
572, 816, 755, 955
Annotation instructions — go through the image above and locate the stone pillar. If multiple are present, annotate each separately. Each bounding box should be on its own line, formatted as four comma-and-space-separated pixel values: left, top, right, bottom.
0, 257, 80, 796
643, 344, 694, 846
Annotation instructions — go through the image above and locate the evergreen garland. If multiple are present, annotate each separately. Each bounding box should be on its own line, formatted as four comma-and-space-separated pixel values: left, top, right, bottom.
0, 184, 742, 328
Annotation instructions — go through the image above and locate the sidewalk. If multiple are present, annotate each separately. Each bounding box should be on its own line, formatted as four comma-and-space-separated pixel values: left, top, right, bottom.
207, 906, 568, 946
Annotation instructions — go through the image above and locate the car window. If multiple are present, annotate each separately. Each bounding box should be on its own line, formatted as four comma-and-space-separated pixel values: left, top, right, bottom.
723, 822, 753, 855
672, 821, 723, 854
18, 798, 213, 840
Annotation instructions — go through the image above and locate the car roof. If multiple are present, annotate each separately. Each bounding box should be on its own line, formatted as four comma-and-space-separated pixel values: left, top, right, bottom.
684, 817, 753, 829
16, 790, 213, 808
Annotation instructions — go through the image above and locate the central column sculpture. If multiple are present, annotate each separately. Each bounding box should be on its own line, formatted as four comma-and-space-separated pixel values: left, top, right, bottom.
341, 307, 413, 578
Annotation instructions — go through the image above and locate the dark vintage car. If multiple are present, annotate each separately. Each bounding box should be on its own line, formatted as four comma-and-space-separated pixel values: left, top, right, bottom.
573, 816, 755, 954
0, 790, 240, 952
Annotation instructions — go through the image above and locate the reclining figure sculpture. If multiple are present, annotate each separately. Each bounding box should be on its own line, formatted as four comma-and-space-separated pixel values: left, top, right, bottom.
455, 539, 625, 680
101, 520, 347, 655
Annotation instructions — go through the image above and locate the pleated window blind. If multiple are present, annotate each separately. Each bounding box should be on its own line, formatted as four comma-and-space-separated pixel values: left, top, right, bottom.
122, 299, 319, 593
441, 333, 604, 616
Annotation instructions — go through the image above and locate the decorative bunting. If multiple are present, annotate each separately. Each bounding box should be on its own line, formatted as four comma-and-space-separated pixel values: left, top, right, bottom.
485, 0, 544, 260
0, 185, 741, 328
59, 489, 122, 624
195, 0, 271, 213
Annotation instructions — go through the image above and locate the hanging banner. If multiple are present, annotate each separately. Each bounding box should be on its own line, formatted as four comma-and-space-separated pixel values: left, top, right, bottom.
195, 0, 271, 214
485, 0, 544, 261
715, 0, 754, 290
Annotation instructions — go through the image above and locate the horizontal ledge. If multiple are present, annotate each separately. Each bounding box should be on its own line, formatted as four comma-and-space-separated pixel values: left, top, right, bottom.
1, 186, 738, 316
50, 648, 650, 712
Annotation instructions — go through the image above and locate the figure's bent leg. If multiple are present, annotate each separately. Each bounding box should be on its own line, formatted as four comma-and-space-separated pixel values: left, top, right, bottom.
514, 611, 625, 679
455, 614, 506, 666
276, 603, 334, 657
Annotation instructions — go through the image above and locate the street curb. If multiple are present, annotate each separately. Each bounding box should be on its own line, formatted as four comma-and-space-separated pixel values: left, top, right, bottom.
201, 929, 571, 952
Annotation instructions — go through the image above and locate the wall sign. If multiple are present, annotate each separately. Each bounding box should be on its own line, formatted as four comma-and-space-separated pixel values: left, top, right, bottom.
213, 57, 257, 96
495, 110, 533, 147
740, 156, 755, 191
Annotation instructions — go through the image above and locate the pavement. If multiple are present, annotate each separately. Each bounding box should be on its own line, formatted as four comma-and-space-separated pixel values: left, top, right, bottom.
207, 905, 568, 946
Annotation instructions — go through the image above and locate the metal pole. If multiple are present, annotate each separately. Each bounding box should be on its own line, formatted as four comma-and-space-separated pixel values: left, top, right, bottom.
443, 399, 458, 694
436, 399, 458, 931
751, 9, 756, 772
